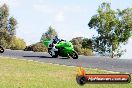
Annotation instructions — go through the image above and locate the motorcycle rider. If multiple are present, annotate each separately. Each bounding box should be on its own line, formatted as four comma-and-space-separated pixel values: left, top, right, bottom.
48, 36, 61, 56
48, 36, 60, 47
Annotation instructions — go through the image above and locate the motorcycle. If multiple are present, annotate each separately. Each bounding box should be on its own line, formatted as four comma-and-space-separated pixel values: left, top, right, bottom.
0, 46, 4, 53
43, 39, 78, 59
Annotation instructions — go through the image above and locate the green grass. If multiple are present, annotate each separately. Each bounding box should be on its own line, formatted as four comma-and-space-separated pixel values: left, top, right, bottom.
0, 56, 131, 88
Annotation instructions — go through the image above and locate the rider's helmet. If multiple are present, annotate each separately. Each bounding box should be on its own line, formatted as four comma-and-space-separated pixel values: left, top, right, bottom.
53, 35, 60, 44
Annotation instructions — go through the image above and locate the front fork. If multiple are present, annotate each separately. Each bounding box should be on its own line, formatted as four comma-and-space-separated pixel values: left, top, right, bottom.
67, 53, 70, 58
48, 46, 58, 56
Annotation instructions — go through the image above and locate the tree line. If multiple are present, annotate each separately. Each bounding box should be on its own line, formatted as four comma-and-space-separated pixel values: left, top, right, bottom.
1, 3, 132, 58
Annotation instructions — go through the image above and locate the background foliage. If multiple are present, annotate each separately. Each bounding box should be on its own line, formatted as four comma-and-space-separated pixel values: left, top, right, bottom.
0, 4, 26, 50
71, 37, 94, 56
88, 3, 132, 58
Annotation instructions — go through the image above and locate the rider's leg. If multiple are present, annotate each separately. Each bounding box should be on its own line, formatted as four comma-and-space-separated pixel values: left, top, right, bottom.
50, 46, 58, 56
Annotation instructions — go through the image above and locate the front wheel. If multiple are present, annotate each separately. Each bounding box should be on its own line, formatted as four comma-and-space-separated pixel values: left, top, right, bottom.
52, 51, 58, 58
71, 51, 78, 59
48, 48, 58, 58
0, 46, 4, 53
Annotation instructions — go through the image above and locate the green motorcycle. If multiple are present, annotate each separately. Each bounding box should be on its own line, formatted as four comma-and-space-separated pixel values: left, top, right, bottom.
43, 40, 78, 59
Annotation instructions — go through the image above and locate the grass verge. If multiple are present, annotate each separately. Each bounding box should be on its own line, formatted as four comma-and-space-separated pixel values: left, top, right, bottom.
0, 56, 131, 88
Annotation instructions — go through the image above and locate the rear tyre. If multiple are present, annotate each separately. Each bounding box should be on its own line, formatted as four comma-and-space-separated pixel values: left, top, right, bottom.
0, 46, 4, 53
71, 51, 78, 59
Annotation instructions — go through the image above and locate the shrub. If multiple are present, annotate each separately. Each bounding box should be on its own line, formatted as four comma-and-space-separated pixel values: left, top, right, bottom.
71, 37, 94, 56
32, 42, 47, 52
24, 42, 47, 52
73, 45, 94, 56
10, 36, 26, 50
81, 48, 94, 56
24, 45, 33, 51
73, 45, 82, 55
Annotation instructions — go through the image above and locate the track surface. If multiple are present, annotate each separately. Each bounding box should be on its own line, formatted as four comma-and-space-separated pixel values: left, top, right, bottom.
0, 49, 132, 73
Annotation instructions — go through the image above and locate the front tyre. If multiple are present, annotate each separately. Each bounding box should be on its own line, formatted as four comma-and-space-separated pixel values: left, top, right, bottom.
48, 48, 58, 58
0, 46, 4, 53
71, 51, 78, 59
52, 51, 58, 58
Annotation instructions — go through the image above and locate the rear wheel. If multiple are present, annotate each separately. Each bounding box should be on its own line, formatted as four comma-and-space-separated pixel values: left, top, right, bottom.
0, 46, 4, 53
71, 51, 78, 59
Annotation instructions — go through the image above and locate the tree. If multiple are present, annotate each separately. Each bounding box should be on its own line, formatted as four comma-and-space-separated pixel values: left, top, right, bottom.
0, 4, 17, 35
0, 4, 17, 48
8, 17, 17, 35
40, 26, 58, 42
0, 30, 12, 48
82, 38, 92, 49
88, 2, 132, 58
71, 37, 83, 44
0, 4, 9, 31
